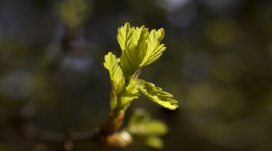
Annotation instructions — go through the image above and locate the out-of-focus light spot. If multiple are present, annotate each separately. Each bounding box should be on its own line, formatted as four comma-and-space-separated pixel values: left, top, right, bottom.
182, 52, 213, 81
212, 54, 246, 83
186, 83, 222, 110
154, 0, 197, 28
203, 0, 245, 15
0, 70, 35, 100
207, 19, 240, 47
167, 5, 198, 28
155, 0, 190, 12
62, 56, 93, 71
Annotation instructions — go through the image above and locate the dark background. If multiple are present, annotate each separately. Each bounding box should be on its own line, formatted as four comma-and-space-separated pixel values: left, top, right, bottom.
0, 0, 272, 150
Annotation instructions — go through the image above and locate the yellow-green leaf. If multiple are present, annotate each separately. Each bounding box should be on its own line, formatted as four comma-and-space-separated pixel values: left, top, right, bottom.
138, 80, 178, 110
120, 79, 141, 105
104, 52, 124, 94
139, 29, 166, 67
117, 23, 166, 79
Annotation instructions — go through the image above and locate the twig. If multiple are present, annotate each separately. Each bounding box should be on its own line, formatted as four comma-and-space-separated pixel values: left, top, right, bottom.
23, 123, 96, 143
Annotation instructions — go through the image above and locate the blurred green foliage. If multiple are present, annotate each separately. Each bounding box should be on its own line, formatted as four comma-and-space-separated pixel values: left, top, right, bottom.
56, 0, 92, 30
128, 108, 167, 149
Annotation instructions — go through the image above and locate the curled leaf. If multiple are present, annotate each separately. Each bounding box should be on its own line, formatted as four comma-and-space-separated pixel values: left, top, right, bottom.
138, 80, 178, 110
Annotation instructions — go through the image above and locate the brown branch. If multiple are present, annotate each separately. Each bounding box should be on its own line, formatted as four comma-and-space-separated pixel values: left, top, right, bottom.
22, 123, 96, 143
20, 111, 133, 148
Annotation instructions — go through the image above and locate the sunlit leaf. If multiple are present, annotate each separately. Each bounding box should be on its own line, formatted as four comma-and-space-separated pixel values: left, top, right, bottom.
120, 79, 141, 105
138, 80, 178, 110
139, 29, 166, 67
117, 23, 148, 78
117, 23, 166, 79
104, 52, 125, 94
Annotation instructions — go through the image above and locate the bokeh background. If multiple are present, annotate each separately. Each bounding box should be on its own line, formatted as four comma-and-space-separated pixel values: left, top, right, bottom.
1, 0, 272, 150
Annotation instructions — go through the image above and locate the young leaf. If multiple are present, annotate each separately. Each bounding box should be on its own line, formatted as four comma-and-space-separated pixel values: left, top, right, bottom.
139, 29, 166, 67
117, 23, 148, 78
117, 23, 166, 79
120, 79, 141, 105
104, 52, 125, 94
138, 80, 178, 110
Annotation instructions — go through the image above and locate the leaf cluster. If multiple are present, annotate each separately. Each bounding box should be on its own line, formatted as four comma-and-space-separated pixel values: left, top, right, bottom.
104, 23, 178, 111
